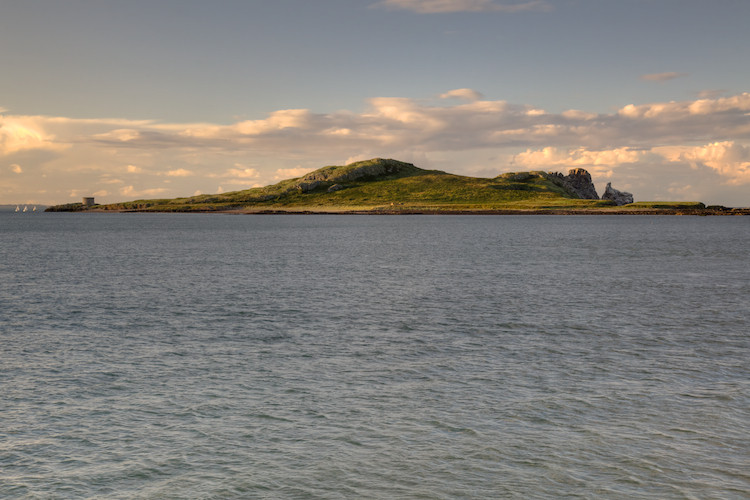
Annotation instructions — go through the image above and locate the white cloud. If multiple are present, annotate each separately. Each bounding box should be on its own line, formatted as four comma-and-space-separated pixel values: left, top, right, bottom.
371, 0, 551, 14
20, 91, 743, 158
439, 88, 484, 101
654, 141, 750, 184
4, 91, 750, 205
0, 116, 68, 155
226, 164, 259, 178
208, 164, 261, 181
233, 109, 314, 135
120, 185, 168, 197
513, 147, 644, 169
166, 168, 193, 177
274, 167, 314, 180
640, 72, 689, 82
617, 92, 750, 118
11, 164, 23, 174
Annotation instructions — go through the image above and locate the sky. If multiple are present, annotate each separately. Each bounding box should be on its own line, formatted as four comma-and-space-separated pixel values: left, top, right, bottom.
1, 0, 749, 206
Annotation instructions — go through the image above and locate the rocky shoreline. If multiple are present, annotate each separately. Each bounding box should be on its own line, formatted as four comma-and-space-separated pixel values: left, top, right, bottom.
49, 205, 750, 216
208, 207, 750, 216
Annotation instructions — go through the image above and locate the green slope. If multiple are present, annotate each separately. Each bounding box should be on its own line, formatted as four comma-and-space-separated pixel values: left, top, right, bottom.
81, 158, 619, 212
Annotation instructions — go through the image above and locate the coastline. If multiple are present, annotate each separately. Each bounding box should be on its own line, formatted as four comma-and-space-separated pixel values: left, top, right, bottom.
69, 206, 750, 216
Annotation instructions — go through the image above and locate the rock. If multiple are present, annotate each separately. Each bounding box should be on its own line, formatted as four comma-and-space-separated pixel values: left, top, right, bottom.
601, 182, 633, 205
508, 172, 534, 181
562, 168, 599, 199
327, 184, 345, 193
296, 180, 322, 193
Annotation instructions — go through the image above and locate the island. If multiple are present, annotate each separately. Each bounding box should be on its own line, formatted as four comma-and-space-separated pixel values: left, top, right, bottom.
46, 158, 748, 215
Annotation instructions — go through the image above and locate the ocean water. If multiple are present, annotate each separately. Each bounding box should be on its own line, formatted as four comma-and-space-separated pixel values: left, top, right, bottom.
1, 213, 748, 499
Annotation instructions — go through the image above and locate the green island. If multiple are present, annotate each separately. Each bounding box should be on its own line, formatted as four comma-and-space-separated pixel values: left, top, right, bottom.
46, 158, 748, 215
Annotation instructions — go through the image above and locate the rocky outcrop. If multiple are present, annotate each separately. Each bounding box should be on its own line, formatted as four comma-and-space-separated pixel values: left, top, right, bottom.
542, 168, 599, 199
562, 168, 599, 199
296, 180, 323, 193
601, 182, 633, 205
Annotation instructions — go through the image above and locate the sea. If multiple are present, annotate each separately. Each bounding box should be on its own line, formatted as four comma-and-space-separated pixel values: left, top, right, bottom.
1, 212, 748, 499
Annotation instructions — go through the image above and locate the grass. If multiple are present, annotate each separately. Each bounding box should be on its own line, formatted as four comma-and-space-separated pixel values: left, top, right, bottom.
622, 201, 706, 209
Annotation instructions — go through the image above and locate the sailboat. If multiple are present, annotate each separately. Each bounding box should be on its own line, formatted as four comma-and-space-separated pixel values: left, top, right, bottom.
15, 205, 20, 212
32, 206, 37, 212
22, 206, 28, 212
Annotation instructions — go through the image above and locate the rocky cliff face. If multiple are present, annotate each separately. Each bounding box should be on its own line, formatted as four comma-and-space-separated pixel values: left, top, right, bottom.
563, 168, 599, 199
601, 182, 634, 205
545, 168, 600, 199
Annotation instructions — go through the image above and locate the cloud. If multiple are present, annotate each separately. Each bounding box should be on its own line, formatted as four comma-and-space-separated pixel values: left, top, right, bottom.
640, 72, 688, 82
4, 91, 750, 205
439, 88, 484, 101
119, 185, 168, 197
513, 147, 645, 169
654, 141, 750, 184
232, 109, 314, 135
616, 93, 750, 122
224, 166, 259, 178
274, 167, 314, 180
371, 0, 551, 13
13, 91, 746, 159
11, 164, 23, 174
206, 164, 260, 182
0, 117, 68, 154
694, 89, 727, 99
166, 168, 193, 177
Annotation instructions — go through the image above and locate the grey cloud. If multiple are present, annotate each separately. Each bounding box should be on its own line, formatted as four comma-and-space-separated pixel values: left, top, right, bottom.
371, 0, 551, 14
75, 92, 750, 154
640, 72, 688, 82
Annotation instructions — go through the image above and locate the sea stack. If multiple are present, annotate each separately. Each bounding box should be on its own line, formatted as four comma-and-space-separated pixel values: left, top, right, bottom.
601, 183, 634, 205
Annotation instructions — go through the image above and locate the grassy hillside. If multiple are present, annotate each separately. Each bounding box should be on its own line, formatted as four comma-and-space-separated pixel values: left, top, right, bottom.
81, 158, 618, 213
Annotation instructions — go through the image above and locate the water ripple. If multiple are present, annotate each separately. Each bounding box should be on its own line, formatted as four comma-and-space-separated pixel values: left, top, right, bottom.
1, 214, 748, 498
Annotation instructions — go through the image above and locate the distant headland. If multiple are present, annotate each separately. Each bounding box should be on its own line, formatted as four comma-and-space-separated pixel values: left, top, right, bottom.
45, 158, 749, 215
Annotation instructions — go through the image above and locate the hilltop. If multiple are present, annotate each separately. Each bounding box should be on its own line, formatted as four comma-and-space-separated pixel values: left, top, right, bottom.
45, 158, 744, 215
